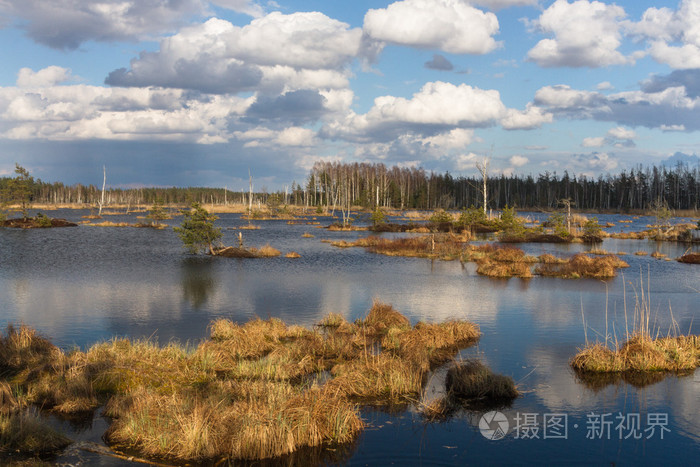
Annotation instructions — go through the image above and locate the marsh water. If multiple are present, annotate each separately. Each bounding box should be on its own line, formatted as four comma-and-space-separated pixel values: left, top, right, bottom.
1, 209, 699, 465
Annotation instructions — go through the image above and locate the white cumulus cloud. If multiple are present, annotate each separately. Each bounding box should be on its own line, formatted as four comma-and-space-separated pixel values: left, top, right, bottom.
627, 0, 700, 69
17, 66, 74, 88
527, 0, 634, 68
0, 0, 262, 50
501, 104, 553, 130
582, 137, 605, 147
509, 155, 529, 167
363, 0, 500, 54
105, 14, 363, 94
471, 0, 539, 10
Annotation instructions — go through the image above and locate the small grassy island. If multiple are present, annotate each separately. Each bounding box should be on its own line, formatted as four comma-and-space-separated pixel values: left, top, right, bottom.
0, 302, 518, 463
571, 277, 700, 388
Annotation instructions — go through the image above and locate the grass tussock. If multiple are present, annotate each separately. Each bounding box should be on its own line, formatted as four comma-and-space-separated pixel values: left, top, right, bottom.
465, 244, 537, 279
249, 244, 281, 257
285, 251, 301, 258
571, 335, 699, 373
363, 301, 410, 335
0, 409, 71, 455
476, 259, 533, 278
301, 232, 315, 238
535, 253, 629, 279
381, 321, 481, 370
331, 235, 467, 260
445, 360, 518, 407
572, 273, 699, 379
214, 244, 281, 258
2, 302, 480, 462
677, 252, 700, 264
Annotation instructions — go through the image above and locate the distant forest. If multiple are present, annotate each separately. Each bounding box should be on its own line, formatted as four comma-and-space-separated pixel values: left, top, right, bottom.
1, 160, 699, 212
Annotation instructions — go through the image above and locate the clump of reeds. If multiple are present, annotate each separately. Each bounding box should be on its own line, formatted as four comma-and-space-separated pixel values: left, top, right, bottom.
535, 253, 629, 279
571, 274, 699, 376
301, 232, 315, 238
0, 324, 57, 375
328, 354, 425, 402
476, 259, 533, 278
537, 254, 566, 264
572, 336, 699, 373
0, 382, 20, 415
285, 251, 301, 258
86, 221, 132, 227
463, 244, 536, 278
363, 301, 410, 335
206, 317, 290, 359
332, 235, 467, 260
634, 251, 648, 256
0, 408, 71, 455
445, 360, 518, 407
250, 244, 281, 257
1, 302, 481, 463
381, 321, 481, 370
214, 244, 281, 258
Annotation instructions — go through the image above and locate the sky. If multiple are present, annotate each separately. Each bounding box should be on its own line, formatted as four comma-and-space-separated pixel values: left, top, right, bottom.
1, 0, 700, 190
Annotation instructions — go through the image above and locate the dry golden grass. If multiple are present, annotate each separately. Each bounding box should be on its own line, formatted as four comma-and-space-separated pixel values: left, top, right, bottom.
301, 232, 315, 238
363, 301, 410, 335
0, 409, 71, 455
215, 244, 282, 258
0, 324, 57, 374
0, 382, 20, 415
333, 234, 468, 261
571, 336, 699, 373
328, 354, 425, 402
250, 244, 281, 257
86, 221, 132, 227
285, 251, 301, 258
1, 302, 481, 462
572, 273, 699, 377
326, 224, 367, 231
651, 251, 667, 259
381, 321, 480, 369
476, 259, 533, 278
537, 254, 567, 264
634, 251, 648, 256
535, 253, 629, 279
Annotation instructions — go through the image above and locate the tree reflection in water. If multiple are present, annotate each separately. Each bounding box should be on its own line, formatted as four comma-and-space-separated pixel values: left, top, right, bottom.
180, 257, 216, 309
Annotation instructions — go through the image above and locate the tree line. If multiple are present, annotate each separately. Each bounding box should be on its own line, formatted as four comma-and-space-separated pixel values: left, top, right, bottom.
300, 160, 700, 212
1, 160, 699, 213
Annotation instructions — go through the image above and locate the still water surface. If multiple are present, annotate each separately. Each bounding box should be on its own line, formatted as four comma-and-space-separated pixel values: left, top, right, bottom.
1, 210, 698, 465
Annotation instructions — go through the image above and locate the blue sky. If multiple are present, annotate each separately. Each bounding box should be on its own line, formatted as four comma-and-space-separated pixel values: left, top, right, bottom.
1, 0, 699, 190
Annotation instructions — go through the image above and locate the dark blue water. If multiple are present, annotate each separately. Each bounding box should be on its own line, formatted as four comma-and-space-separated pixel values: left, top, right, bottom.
1, 209, 698, 465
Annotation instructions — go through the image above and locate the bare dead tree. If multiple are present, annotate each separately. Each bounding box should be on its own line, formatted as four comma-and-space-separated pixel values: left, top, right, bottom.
475, 156, 490, 217
98, 165, 106, 216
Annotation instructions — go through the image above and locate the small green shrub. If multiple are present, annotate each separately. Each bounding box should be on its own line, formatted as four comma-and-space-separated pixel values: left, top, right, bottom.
456, 206, 486, 228
583, 217, 602, 236
371, 208, 386, 226
35, 212, 53, 228
429, 210, 453, 224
